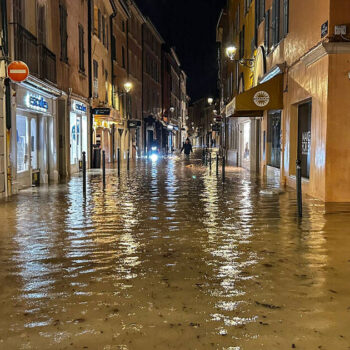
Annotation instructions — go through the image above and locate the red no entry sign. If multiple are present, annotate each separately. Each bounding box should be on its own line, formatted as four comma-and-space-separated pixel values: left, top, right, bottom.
7, 61, 29, 82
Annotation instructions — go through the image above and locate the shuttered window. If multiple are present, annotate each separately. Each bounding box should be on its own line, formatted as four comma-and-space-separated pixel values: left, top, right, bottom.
265, 9, 270, 53
283, 0, 289, 36
59, 3, 68, 63
98, 9, 102, 40
93, 60, 98, 98
239, 26, 245, 60
79, 24, 85, 72
14, 0, 24, 25
93, 5, 98, 35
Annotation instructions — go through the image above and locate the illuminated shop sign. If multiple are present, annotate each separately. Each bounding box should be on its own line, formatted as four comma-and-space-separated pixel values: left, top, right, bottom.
25, 94, 49, 112
73, 101, 87, 113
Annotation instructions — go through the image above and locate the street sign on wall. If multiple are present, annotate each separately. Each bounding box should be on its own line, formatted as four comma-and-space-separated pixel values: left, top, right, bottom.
7, 61, 29, 82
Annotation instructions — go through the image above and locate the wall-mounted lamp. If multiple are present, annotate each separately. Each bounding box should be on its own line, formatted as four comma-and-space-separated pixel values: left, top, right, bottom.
225, 45, 255, 68
207, 97, 214, 105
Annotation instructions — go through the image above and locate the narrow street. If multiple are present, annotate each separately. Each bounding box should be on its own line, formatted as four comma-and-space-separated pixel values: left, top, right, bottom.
0, 154, 349, 350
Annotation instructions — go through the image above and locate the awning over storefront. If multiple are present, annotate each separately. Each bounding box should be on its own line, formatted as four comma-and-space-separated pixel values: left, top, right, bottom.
226, 74, 284, 117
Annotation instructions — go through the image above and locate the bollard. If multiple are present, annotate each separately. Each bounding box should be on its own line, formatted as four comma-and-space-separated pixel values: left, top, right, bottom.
202, 149, 205, 165
82, 151, 86, 194
205, 148, 208, 166
209, 151, 212, 171
127, 150, 130, 172
117, 148, 121, 177
102, 150, 106, 188
222, 155, 226, 182
296, 159, 303, 217
216, 153, 219, 176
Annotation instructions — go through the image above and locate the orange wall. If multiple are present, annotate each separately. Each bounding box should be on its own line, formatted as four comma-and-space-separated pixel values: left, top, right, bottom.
326, 53, 350, 202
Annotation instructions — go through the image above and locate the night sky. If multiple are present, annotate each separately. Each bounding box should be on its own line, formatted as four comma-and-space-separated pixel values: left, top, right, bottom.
135, 0, 226, 103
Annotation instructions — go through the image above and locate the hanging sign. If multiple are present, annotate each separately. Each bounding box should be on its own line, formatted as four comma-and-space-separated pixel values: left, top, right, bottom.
8, 61, 29, 82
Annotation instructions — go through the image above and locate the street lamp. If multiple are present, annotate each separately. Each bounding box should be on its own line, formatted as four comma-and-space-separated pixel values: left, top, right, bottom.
169, 106, 175, 113
225, 44, 255, 68
207, 97, 214, 106
124, 81, 133, 93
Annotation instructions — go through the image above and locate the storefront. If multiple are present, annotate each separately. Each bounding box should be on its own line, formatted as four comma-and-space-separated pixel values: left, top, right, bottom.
92, 108, 114, 168
70, 100, 88, 174
226, 74, 284, 174
13, 85, 58, 190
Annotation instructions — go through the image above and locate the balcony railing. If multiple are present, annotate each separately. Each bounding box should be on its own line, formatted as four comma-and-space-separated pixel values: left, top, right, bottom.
38, 44, 57, 84
14, 24, 57, 84
14, 23, 39, 76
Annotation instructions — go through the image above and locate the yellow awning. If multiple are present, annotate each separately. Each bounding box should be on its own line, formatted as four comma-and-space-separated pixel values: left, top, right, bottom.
227, 74, 284, 117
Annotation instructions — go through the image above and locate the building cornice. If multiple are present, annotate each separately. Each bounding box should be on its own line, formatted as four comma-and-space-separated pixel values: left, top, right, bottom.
301, 42, 350, 67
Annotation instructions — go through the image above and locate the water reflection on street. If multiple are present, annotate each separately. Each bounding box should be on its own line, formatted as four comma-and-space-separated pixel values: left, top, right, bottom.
0, 154, 350, 349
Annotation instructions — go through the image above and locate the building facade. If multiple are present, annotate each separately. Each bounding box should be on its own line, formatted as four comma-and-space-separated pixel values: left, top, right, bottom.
142, 18, 163, 154
0, 0, 188, 197
218, 0, 350, 202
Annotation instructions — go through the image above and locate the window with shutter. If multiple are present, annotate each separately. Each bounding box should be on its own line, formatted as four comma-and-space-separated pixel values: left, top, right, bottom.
93, 60, 99, 98
59, 4, 68, 63
102, 16, 105, 45
283, 0, 289, 36
98, 9, 102, 40
14, 0, 23, 25
265, 9, 270, 53
37, 2, 46, 44
111, 35, 116, 61
79, 24, 85, 72
93, 6, 98, 35
271, 0, 276, 47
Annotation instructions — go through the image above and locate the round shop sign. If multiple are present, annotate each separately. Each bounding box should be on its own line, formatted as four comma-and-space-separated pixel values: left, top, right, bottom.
253, 90, 270, 107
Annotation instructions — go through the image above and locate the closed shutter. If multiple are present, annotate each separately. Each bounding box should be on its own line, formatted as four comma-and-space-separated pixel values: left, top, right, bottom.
59, 4, 68, 62
271, 0, 276, 46
283, 0, 289, 35
276, 0, 280, 43
265, 10, 270, 52
79, 25, 85, 72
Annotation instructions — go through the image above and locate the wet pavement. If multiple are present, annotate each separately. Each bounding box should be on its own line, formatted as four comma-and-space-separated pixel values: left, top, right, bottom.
0, 153, 350, 350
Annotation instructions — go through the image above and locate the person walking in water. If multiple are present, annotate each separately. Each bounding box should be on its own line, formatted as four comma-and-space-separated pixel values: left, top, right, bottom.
181, 138, 193, 160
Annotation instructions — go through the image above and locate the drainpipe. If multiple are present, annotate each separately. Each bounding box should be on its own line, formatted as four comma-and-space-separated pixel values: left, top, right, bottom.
88, 0, 93, 168
141, 23, 145, 154
109, 3, 117, 161
1, 0, 11, 196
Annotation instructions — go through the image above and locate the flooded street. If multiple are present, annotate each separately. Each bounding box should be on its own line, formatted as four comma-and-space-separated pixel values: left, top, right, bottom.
0, 154, 350, 350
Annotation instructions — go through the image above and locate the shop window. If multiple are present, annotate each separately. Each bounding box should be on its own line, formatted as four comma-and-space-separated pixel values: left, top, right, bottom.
31, 119, 38, 170
16, 116, 29, 173
267, 111, 281, 168
298, 101, 312, 179
243, 121, 250, 161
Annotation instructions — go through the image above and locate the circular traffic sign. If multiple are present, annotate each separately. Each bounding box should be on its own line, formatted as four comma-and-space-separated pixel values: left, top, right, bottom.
7, 61, 29, 82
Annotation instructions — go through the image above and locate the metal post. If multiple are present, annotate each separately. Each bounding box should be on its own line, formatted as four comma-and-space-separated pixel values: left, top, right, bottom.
202, 149, 205, 165
205, 148, 208, 166
82, 151, 87, 195
127, 150, 130, 171
117, 148, 120, 176
102, 150, 106, 188
222, 155, 226, 182
209, 151, 212, 171
216, 153, 219, 176
296, 159, 303, 217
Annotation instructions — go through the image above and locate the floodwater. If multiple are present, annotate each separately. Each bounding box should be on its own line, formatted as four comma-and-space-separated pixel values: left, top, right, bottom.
0, 154, 350, 350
